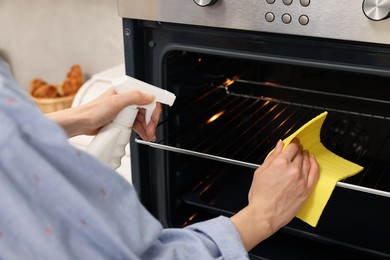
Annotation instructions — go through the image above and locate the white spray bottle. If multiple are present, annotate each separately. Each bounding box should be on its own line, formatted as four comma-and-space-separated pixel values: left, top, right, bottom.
86, 75, 176, 169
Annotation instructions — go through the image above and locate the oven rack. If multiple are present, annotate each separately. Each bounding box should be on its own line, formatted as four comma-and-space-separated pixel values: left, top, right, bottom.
136, 79, 390, 197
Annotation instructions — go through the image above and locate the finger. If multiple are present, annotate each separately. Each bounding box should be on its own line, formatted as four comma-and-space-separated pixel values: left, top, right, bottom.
263, 140, 284, 165
98, 88, 116, 98
283, 138, 301, 161
137, 102, 161, 124
146, 120, 157, 142
96, 88, 116, 97
133, 124, 148, 141
134, 112, 149, 139
151, 103, 162, 124
291, 146, 303, 167
145, 103, 161, 141
301, 150, 310, 182
136, 107, 146, 119
306, 155, 320, 191
116, 90, 155, 109
88, 88, 115, 105
135, 107, 146, 120
134, 105, 161, 141
267, 140, 284, 159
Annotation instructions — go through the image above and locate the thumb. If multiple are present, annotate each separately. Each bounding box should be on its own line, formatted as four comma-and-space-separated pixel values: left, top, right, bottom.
263, 139, 284, 165
117, 90, 155, 108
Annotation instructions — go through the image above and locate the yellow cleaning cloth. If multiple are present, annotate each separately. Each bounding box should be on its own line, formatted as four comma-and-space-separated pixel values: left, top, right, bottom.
280, 111, 363, 227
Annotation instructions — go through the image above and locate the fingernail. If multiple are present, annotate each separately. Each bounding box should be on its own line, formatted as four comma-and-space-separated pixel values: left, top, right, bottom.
276, 139, 284, 149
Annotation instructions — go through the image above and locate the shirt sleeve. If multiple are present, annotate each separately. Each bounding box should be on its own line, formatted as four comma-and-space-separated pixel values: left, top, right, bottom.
0, 60, 248, 260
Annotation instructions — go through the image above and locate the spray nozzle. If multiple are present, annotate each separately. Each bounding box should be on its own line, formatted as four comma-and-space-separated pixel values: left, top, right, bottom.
112, 76, 176, 125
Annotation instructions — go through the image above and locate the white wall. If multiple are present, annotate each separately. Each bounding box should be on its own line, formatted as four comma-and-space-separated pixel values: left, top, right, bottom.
0, 0, 124, 92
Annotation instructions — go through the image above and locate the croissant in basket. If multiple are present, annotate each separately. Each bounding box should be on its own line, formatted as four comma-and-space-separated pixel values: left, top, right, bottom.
30, 64, 84, 98
30, 78, 60, 98
62, 64, 84, 96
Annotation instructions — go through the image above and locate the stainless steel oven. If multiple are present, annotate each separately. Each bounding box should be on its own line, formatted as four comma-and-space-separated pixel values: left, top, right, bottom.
118, 1, 390, 259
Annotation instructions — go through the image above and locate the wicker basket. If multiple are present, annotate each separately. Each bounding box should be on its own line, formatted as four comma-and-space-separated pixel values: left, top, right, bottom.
32, 94, 75, 113
31, 83, 75, 113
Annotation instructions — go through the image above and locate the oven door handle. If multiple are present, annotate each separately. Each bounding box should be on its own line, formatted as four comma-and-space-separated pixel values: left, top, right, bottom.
135, 138, 260, 169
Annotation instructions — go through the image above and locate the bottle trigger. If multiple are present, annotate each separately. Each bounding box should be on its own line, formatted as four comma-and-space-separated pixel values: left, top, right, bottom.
141, 102, 157, 125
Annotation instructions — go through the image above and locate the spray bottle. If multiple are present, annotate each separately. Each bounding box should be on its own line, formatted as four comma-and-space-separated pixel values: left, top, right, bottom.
86, 75, 176, 169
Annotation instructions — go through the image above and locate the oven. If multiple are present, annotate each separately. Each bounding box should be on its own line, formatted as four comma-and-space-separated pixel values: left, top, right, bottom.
117, 1, 390, 259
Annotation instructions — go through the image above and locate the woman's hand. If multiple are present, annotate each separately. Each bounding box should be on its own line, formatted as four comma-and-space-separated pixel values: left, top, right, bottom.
47, 88, 162, 141
230, 138, 319, 251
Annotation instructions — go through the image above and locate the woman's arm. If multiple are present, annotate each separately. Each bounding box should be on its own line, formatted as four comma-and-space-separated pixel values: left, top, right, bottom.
46, 88, 161, 141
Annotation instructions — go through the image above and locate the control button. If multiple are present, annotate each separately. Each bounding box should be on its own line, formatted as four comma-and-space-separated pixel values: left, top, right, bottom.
283, 0, 293, 5
193, 0, 218, 7
265, 12, 275, 22
362, 0, 390, 21
299, 15, 309, 25
282, 13, 292, 24
300, 0, 310, 7
266, 0, 276, 3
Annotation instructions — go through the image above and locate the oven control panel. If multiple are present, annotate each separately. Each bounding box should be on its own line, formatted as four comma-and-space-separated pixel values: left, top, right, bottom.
118, 0, 390, 45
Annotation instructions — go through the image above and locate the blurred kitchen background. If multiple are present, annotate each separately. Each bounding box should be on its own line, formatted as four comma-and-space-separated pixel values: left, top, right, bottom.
0, 0, 124, 92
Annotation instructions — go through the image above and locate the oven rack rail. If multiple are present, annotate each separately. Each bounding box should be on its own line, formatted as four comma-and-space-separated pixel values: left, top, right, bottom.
136, 139, 390, 198
136, 79, 390, 197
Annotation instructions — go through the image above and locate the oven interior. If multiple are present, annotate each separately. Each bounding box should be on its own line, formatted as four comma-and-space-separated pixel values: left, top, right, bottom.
126, 21, 390, 259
